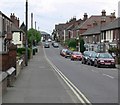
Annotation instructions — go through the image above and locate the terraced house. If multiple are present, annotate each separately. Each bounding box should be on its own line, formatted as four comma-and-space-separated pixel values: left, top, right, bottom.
0, 11, 25, 94
54, 10, 117, 52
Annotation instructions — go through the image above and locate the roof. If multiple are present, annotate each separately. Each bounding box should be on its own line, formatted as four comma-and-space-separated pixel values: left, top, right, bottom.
101, 17, 120, 31
20, 22, 26, 32
81, 18, 120, 36
66, 24, 74, 30
81, 25, 101, 36
0, 11, 12, 22
40, 31, 50, 35
12, 25, 21, 32
76, 15, 115, 30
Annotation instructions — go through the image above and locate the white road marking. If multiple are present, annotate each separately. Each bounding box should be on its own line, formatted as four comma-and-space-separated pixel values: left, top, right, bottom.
101, 69, 117, 71
102, 74, 114, 79
91, 70, 99, 73
43, 47, 92, 105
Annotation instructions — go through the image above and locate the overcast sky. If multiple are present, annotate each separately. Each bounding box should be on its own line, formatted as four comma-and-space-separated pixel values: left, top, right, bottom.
0, 0, 120, 34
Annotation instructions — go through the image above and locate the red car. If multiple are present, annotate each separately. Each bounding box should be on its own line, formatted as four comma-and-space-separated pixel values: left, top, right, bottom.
71, 51, 82, 61
94, 53, 116, 68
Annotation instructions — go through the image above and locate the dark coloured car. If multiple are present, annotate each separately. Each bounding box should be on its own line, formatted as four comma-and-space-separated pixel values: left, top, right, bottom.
53, 42, 59, 48
44, 42, 50, 48
64, 50, 73, 58
60, 49, 68, 57
94, 53, 116, 68
82, 51, 96, 64
71, 51, 82, 61
86, 52, 97, 66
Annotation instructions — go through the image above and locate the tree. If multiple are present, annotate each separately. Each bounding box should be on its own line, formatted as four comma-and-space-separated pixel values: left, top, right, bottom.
27, 28, 41, 47
79, 38, 86, 53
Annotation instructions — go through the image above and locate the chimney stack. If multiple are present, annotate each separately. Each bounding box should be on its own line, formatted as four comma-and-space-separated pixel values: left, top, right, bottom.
110, 12, 116, 22
10, 13, 20, 27
101, 10, 106, 16
83, 13, 88, 21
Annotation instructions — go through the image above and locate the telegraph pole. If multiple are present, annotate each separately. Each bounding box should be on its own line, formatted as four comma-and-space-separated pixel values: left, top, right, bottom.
25, 0, 28, 66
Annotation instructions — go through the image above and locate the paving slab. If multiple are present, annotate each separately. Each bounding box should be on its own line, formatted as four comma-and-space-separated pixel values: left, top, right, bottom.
2, 46, 79, 103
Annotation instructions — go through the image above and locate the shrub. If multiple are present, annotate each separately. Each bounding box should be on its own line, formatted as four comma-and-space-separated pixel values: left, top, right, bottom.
68, 39, 77, 48
17, 47, 26, 55
17, 47, 32, 60
28, 48, 32, 59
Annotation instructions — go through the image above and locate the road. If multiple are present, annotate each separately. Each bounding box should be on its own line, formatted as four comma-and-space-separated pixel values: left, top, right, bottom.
44, 42, 118, 103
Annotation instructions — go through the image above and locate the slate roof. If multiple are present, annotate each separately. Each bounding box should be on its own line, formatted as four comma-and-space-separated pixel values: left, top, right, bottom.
81, 25, 101, 36
66, 24, 74, 30
81, 18, 120, 36
12, 25, 21, 32
76, 15, 114, 30
101, 17, 120, 31
40, 31, 50, 35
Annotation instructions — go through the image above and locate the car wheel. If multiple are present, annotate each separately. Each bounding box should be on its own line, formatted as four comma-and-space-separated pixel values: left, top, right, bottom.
112, 65, 116, 68
65, 56, 67, 58
97, 63, 100, 68
90, 62, 93, 66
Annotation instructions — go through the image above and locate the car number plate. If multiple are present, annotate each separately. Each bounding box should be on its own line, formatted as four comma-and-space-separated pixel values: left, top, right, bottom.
105, 63, 111, 65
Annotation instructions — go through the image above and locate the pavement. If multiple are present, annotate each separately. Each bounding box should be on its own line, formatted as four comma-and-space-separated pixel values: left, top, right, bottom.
2, 45, 79, 103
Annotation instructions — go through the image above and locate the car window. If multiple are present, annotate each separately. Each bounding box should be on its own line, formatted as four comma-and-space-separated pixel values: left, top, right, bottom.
73, 52, 81, 55
91, 53, 97, 58
99, 53, 113, 58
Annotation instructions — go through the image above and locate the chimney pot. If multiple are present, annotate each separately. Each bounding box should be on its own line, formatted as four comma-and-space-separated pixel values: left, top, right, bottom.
101, 10, 106, 16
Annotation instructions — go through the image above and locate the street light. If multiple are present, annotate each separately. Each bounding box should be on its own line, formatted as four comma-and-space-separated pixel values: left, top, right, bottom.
25, 0, 28, 66
76, 37, 79, 51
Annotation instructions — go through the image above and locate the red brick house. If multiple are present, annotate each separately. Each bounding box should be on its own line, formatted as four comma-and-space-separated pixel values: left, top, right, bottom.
0, 11, 26, 91
54, 14, 86, 42
101, 17, 120, 52
77, 10, 116, 37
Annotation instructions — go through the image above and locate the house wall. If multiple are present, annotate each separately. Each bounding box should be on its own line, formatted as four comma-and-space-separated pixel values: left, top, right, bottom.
0, 14, 2, 52
0, 14, 2, 36
0, 38, 2, 52
0, 53, 9, 71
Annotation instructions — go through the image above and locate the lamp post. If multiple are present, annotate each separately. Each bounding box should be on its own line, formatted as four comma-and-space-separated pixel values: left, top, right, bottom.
25, 0, 28, 66
76, 37, 79, 51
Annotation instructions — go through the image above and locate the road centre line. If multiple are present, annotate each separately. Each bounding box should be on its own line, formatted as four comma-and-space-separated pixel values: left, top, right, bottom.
102, 73, 114, 79
43, 48, 92, 105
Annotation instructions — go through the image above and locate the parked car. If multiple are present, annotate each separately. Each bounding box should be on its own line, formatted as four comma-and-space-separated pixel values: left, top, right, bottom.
51, 41, 55, 46
94, 53, 116, 68
48, 38, 52, 42
82, 51, 96, 64
53, 42, 59, 48
44, 42, 50, 48
60, 49, 68, 57
71, 51, 82, 61
64, 50, 73, 58
86, 52, 97, 66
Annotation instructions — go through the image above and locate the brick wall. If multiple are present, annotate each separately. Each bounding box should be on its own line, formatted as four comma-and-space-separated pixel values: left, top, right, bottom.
0, 53, 9, 71
0, 44, 17, 72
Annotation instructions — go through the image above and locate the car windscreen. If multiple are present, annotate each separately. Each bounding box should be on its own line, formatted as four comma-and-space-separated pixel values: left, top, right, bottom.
73, 52, 81, 55
99, 53, 113, 58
